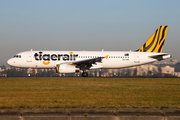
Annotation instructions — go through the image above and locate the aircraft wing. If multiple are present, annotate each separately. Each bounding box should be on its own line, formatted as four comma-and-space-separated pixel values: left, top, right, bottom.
73, 57, 103, 64
72, 57, 103, 69
71, 55, 109, 70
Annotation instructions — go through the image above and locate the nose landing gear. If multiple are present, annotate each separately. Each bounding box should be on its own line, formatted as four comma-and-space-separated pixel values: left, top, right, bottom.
27, 68, 32, 77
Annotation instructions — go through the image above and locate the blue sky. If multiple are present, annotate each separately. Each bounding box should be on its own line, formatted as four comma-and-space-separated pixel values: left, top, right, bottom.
0, 0, 180, 65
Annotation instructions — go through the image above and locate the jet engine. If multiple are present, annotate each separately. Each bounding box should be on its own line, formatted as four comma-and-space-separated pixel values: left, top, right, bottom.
56, 64, 78, 73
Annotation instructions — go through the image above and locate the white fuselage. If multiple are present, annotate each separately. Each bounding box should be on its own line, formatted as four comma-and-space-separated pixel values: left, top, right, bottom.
7, 51, 171, 70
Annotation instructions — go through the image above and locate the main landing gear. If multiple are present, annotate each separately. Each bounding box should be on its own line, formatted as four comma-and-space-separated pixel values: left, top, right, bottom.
82, 72, 88, 77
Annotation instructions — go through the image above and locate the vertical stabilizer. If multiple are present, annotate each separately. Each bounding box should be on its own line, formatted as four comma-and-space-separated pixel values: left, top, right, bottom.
138, 26, 168, 53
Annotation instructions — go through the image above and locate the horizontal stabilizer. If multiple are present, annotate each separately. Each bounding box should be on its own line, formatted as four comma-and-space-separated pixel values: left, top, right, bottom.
149, 54, 171, 61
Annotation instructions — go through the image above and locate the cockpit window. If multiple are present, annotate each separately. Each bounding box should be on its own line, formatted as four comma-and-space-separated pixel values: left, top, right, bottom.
13, 55, 17, 58
13, 55, 21, 58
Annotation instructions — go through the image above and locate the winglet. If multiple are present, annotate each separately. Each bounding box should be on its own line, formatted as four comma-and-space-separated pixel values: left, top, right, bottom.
104, 55, 109, 59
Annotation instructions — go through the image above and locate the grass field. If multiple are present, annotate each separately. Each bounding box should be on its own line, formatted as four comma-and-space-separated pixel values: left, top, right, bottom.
0, 77, 180, 109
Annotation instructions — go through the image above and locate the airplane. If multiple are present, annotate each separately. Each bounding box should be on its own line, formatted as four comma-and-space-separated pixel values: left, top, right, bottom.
7, 26, 171, 77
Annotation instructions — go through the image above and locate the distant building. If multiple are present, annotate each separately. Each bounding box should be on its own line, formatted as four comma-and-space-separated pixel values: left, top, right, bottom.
173, 72, 180, 77
153, 59, 177, 65
137, 64, 159, 76
170, 59, 177, 65
0, 66, 6, 72
161, 66, 174, 75
6, 66, 11, 70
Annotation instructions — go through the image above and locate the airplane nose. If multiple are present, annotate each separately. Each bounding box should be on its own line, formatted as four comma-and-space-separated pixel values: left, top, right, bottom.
7, 59, 14, 66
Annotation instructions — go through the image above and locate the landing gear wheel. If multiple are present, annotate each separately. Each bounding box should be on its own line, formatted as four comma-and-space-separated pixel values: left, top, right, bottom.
82, 72, 88, 77
28, 73, 31, 77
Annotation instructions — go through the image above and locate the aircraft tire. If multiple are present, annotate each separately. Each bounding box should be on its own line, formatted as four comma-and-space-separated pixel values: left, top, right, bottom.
28, 73, 31, 77
82, 72, 88, 77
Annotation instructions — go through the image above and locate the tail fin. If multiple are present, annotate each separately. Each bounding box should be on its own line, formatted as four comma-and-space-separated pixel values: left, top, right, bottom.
138, 26, 168, 53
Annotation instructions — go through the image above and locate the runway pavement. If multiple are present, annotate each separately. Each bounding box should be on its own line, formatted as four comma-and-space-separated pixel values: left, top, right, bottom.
0, 108, 180, 120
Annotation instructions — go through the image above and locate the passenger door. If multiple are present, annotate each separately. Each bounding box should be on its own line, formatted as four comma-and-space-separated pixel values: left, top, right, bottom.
134, 53, 140, 63
27, 52, 32, 62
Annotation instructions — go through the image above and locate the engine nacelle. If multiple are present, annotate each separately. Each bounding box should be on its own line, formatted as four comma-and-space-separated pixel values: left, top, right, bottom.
56, 64, 78, 73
